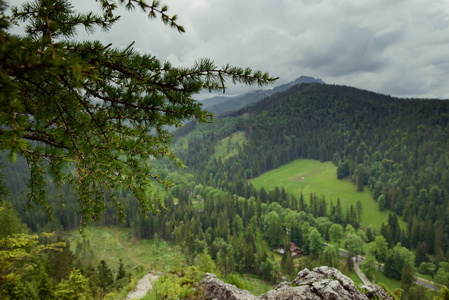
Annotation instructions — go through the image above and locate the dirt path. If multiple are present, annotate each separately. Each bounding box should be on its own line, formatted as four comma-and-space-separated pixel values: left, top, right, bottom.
106, 226, 159, 299
107, 226, 151, 269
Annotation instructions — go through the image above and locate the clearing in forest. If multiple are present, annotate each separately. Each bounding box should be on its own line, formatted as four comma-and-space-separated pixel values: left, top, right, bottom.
251, 159, 402, 230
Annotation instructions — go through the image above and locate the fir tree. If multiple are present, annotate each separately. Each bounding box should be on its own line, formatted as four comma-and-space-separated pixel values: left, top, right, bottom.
97, 260, 114, 296
0, 0, 277, 225
116, 259, 126, 282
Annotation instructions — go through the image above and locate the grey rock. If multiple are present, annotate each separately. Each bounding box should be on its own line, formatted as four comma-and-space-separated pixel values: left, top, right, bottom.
199, 267, 391, 300
258, 266, 368, 300
199, 273, 256, 300
359, 284, 393, 300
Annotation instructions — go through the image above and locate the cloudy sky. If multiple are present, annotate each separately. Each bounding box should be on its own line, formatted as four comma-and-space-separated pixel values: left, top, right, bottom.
14, 0, 449, 99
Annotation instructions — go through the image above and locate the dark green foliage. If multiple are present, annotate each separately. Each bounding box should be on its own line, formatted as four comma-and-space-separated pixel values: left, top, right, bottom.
176, 83, 449, 260
377, 194, 387, 211
400, 263, 414, 290
436, 262, 449, 287
36, 266, 56, 300
5, 50, 449, 296
383, 243, 415, 280
280, 241, 296, 279
0, 202, 28, 238
263, 211, 283, 248
337, 161, 350, 179
434, 285, 449, 300
401, 285, 427, 300
50, 238, 74, 282
308, 228, 324, 259
0, 0, 276, 226
97, 260, 114, 296
414, 242, 428, 267
116, 259, 126, 282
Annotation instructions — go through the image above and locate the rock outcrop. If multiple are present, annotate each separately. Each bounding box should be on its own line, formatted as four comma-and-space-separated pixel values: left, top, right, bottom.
199, 266, 392, 300
200, 273, 256, 300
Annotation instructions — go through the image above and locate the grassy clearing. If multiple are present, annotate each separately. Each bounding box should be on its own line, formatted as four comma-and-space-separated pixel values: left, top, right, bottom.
68, 226, 140, 272
67, 226, 187, 273
68, 226, 275, 297
251, 159, 405, 230
213, 131, 247, 161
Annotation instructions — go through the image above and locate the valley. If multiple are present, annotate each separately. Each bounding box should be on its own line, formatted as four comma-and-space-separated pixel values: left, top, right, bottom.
2, 78, 449, 299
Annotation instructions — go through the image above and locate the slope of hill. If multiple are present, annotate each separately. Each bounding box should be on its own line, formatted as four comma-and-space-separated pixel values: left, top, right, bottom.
176, 83, 449, 255
200, 76, 324, 116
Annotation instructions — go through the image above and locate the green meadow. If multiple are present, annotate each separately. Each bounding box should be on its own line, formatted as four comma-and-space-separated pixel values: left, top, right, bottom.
67, 226, 274, 297
213, 131, 247, 161
67, 226, 187, 273
251, 159, 404, 230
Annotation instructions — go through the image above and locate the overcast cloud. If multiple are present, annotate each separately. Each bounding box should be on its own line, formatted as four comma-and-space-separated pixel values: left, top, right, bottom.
16, 0, 449, 99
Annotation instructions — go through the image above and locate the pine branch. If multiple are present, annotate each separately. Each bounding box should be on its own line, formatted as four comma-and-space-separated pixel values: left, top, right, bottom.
2, 0, 278, 229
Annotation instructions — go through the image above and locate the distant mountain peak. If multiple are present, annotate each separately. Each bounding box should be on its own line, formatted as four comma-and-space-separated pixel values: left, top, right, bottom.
271, 76, 325, 94
294, 76, 325, 85
200, 75, 325, 116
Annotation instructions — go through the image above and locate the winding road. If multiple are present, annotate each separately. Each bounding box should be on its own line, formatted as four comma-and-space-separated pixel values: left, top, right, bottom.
330, 244, 437, 290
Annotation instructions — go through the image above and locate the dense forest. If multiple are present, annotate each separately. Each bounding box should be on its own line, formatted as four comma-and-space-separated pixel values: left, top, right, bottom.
175, 83, 449, 256
3, 82, 449, 299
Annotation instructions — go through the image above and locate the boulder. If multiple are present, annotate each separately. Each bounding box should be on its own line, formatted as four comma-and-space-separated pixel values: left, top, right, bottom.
199, 267, 392, 300
359, 284, 393, 300
199, 273, 256, 300
258, 266, 368, 300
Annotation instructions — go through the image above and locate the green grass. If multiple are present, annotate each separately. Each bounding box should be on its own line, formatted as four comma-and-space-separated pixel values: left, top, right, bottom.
348, 271, 363, 286
68, 226, 275, 297
225, 274, 275, 296
416, 272, 434, 282
251, 159, 405, 230
372, 270, 402, 291
68, 226, 187, 273
213, 131, 247, 160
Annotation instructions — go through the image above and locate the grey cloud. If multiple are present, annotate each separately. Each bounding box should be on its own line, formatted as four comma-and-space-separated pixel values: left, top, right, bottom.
11, 0, 449, 99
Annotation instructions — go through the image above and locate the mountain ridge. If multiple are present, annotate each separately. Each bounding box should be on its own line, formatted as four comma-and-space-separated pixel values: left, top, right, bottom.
200, 75, 325, 116
175, 83, 449, 261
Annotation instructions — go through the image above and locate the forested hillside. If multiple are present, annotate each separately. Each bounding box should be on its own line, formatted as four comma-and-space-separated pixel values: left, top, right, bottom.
3, 81, 449, 299
175, 83, 449, 258
200, 76, 325, 116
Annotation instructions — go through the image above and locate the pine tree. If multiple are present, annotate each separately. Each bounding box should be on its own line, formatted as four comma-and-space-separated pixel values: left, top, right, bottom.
400, 263, 414, 290
334, 198, 343, 224
0, 0, 276, 224
36, 266, 56, 300
299, 192, 307, 212
51, 238, 74, 282
116, 259, 126, 282
97, 260, 114, 296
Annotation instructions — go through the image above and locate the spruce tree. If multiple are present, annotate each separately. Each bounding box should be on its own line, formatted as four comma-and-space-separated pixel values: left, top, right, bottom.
0, 0, 277, 225
116, 259, 126, 282
97, 260, 114, 296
